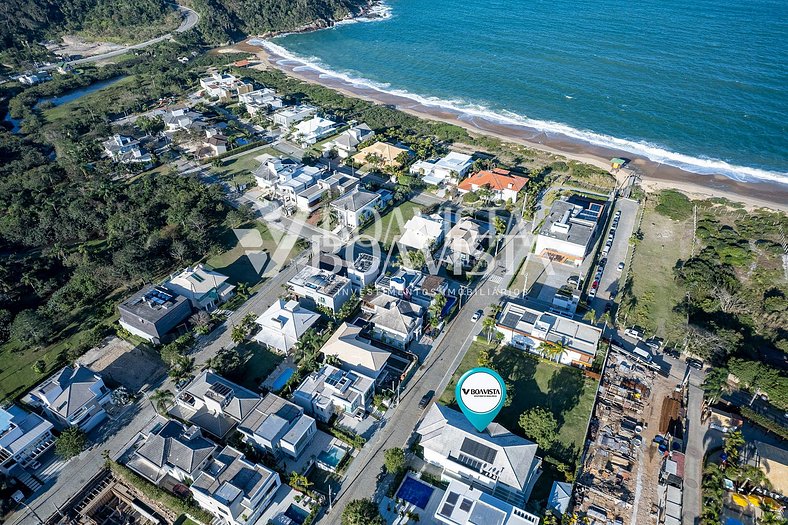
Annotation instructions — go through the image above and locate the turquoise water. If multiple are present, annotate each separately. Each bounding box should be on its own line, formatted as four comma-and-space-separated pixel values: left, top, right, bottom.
316, 444, 347, 468
270, 0, 787, 183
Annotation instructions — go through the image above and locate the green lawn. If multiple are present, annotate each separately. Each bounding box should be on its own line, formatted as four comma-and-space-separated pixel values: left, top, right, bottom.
227, 342, 283, 391
360, 201, 422, 247
206, 221, 301, 284
621, 200, 693, 342
440, 340, 597, 464
208, 147, 278, 185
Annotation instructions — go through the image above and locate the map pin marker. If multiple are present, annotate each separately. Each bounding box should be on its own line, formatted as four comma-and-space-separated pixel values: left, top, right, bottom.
456, 367, 507, 433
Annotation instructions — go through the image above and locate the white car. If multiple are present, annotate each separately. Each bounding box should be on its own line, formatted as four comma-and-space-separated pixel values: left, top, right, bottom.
471, 310, 483, 322
617, 262, 625, 271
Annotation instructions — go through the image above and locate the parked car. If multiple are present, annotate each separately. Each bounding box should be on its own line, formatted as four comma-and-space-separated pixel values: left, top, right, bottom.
645, 337, 664, 351
604, 302, 613, 313
588, 288, 597, 299
664, 348, 681, 358
419, 390, 435, 409
617, 262, 625, 271
471, 310, 483, 322
687, 358, 704, 370
567, 275, 581, 286
624, 326, 645, 340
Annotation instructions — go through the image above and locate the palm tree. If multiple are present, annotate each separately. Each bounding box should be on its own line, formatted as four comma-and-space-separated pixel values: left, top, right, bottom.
289, 472, 313, 493
583, 310, 598, 325
149, 389, 174, 414
723, 430, 745, 463
482, 316, 497, 343
759, 511, 786, 525
732, 464, 771, 494
541, 341, 567, 363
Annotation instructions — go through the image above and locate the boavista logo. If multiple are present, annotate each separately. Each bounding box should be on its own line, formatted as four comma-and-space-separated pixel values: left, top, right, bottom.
456, 367, 507, 432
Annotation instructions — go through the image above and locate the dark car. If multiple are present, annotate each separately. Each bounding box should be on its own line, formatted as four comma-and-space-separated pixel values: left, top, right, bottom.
687, 358, 704, 370
419, 390, 435, 409
664, 348, 681, 358
604, 302, 613, 313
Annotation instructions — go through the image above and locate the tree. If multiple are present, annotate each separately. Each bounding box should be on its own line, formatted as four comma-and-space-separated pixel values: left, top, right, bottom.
723, 430, 745, 463
149, 389, 174, 414
10, 308, 54, 345
493, 216, 507, 236
701, 368, 730, 405
477, 348, 492, 368
582, 310, 597, 325
541, 341, 567, 363
518, 407, 558, 451
56, 427, 87, 459
402, 250, 426, 270
209, 347, 243, 376
482, 316, 497, 343
384, 447, 407, 475
342, 498, 384, 525
289, 471, 313, 493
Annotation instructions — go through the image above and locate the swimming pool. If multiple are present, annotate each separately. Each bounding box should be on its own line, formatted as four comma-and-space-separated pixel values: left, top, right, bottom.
396, 476, 435, 510
271, 368, 295, 391
284, 504, 309, 525
316, 444, 348, 471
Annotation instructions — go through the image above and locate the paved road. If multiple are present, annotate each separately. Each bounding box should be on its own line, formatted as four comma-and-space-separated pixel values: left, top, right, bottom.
682, 372, 706, 525
318, 218, 533, 523
43, 3, 199, 70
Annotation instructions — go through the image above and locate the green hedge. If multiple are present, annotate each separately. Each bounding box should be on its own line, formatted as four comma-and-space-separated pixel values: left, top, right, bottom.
740, 407, 788, 441
108, 462, 213, 524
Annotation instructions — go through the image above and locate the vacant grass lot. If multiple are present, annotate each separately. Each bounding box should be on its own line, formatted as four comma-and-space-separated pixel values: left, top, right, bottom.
208, 147, 278, 185
360, 201, 422, 248
620, 199, 693, 342
226, 342, 283, 391
440, 340, 597, 463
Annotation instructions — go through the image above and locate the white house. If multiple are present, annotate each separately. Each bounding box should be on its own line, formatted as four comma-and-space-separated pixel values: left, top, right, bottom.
199, 72, 253, 100
361, 292, 423, 350
495, 301, 602, 368
0, 405, 54, 475
347, 253, 380, 289
102, 135, 152, 164
239, 88, 283, 116
253, 299, 320, 354
237, 394, 316, 459
252, 154, 324, 203
272, 105, 317, 128
287, 266, 353, 313
322, 123, 375, 158
330, 188, 381, 229
163, 108, 204, 131
443, 218, 486, 268
164, 264, 235, 312
320, 323, 391, 379
416, 403, 542, 508
171, 371, 261, 440
292, 116, 336, 146
534, 196, 605, 266
295, 184, 327, 213
292, 365, 375, 422
27, 365, 111, 432
125, 417, 217, 486
410, 152, 474, 186
398, 213, 446, 253
434, 479, 540, 525
190, 446, 281, 525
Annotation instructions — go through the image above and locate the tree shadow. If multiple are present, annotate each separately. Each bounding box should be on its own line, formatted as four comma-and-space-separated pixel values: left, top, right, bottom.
546, 366, 584, 426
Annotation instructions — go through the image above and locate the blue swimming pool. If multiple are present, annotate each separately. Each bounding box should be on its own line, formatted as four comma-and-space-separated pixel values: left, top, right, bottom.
396, 476, 434, 510
316, 445, 348, 470
284, 504, 309, 525
271, 368, 295, 391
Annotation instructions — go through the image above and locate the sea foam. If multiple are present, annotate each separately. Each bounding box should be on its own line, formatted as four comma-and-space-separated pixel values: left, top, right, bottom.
259, 40, 788, 186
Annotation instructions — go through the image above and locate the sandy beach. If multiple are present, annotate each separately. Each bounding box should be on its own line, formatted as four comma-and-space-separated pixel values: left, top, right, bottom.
237, 41, 788, 211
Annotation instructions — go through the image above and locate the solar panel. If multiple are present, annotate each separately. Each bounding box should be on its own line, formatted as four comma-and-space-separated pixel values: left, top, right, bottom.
209, 382, 233, 397
446, 492, 459, 505
521, 311, 539, 325
440, 502, 456, 518
461, 438, 498, 464
460, 498, 473, 512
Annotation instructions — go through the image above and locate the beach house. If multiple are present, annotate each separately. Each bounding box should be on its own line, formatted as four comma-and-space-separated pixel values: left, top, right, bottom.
292, 115, 337, 146
239, 88, 283, 116
442, 218, 487, 269
416, 403, 542, 508
164, 264, 235, 312
292, 365, 375, 422
322, 123, 375, 158
457, 168, 528, 203
534, 195, 606, 266
118, 285, 192, 344
434, 480, 541, 525
320, 322, 391, 379
330, 188, 382, 229
398, 213, 447, 253
410, 151, 474, 186
272, 105, 317, 128
361, 292, 424, 349
287, 266, 354, 313
0, 405, 54, 476
253, 299, 320, 354
237, 394, 316, 460
352, 141, 411, 169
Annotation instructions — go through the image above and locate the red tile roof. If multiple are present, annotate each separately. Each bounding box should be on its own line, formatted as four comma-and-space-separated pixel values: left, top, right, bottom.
458, 168, 528, 193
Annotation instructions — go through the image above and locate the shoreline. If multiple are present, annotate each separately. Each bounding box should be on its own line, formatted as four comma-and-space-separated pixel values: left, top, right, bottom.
242, 41, 788, 211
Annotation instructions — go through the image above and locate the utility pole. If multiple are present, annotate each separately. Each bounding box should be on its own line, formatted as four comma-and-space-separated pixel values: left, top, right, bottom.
328, 485, 333, 512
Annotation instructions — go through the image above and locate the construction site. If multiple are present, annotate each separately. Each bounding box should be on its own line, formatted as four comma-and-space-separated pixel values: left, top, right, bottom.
576, 349, 689, 525
45, 468, 175, 525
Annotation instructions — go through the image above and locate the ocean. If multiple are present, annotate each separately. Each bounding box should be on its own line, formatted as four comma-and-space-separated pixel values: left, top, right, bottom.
267, 0, 788, 184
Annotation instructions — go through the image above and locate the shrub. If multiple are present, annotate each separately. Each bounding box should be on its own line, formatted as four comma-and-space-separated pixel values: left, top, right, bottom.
654, 190, 693, 220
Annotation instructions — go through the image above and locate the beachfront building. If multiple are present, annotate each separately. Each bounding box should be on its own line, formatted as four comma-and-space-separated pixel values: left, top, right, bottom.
457, 168, 528, 203
361, 292, 424, 350
352, 141, 411, 169
291, 365, 375, 422
410, 151, 474, 186
317, 172, 359, 195
272, 105, 317, 128
330, 188, 382, 229
199, 72, 253, 101
124, 417, 218, 486
434, 479, 541, 525
292, 115, 337, 146
534, 195, 605, 266
190, 446, 281, 525
322, 123, 375, 158
442, 218, 486, 269
0, 405, 54, 476
239, 88, 283, 116
320, 323, 391, 379
164, 264, 235, 312
347, 253, 381, 289
417, 403, 542, 508
170, 371, 261, 440
287, 265, 354, 313
27, 365, 111, 432
118, 285, 192, 344
399, 213, 447, 253
253, 299, 320, 354
496, 300, 602, 368
238, 394, 316, 460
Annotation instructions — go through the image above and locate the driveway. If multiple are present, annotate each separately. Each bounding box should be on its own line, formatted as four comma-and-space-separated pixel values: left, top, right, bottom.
591, 198, 639, 317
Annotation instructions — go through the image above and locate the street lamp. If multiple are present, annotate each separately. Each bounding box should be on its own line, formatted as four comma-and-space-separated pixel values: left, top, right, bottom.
12, 492, 45, 525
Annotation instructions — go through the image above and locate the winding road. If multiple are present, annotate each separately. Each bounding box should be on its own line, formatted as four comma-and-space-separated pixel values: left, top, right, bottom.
44, 3, 199, 69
